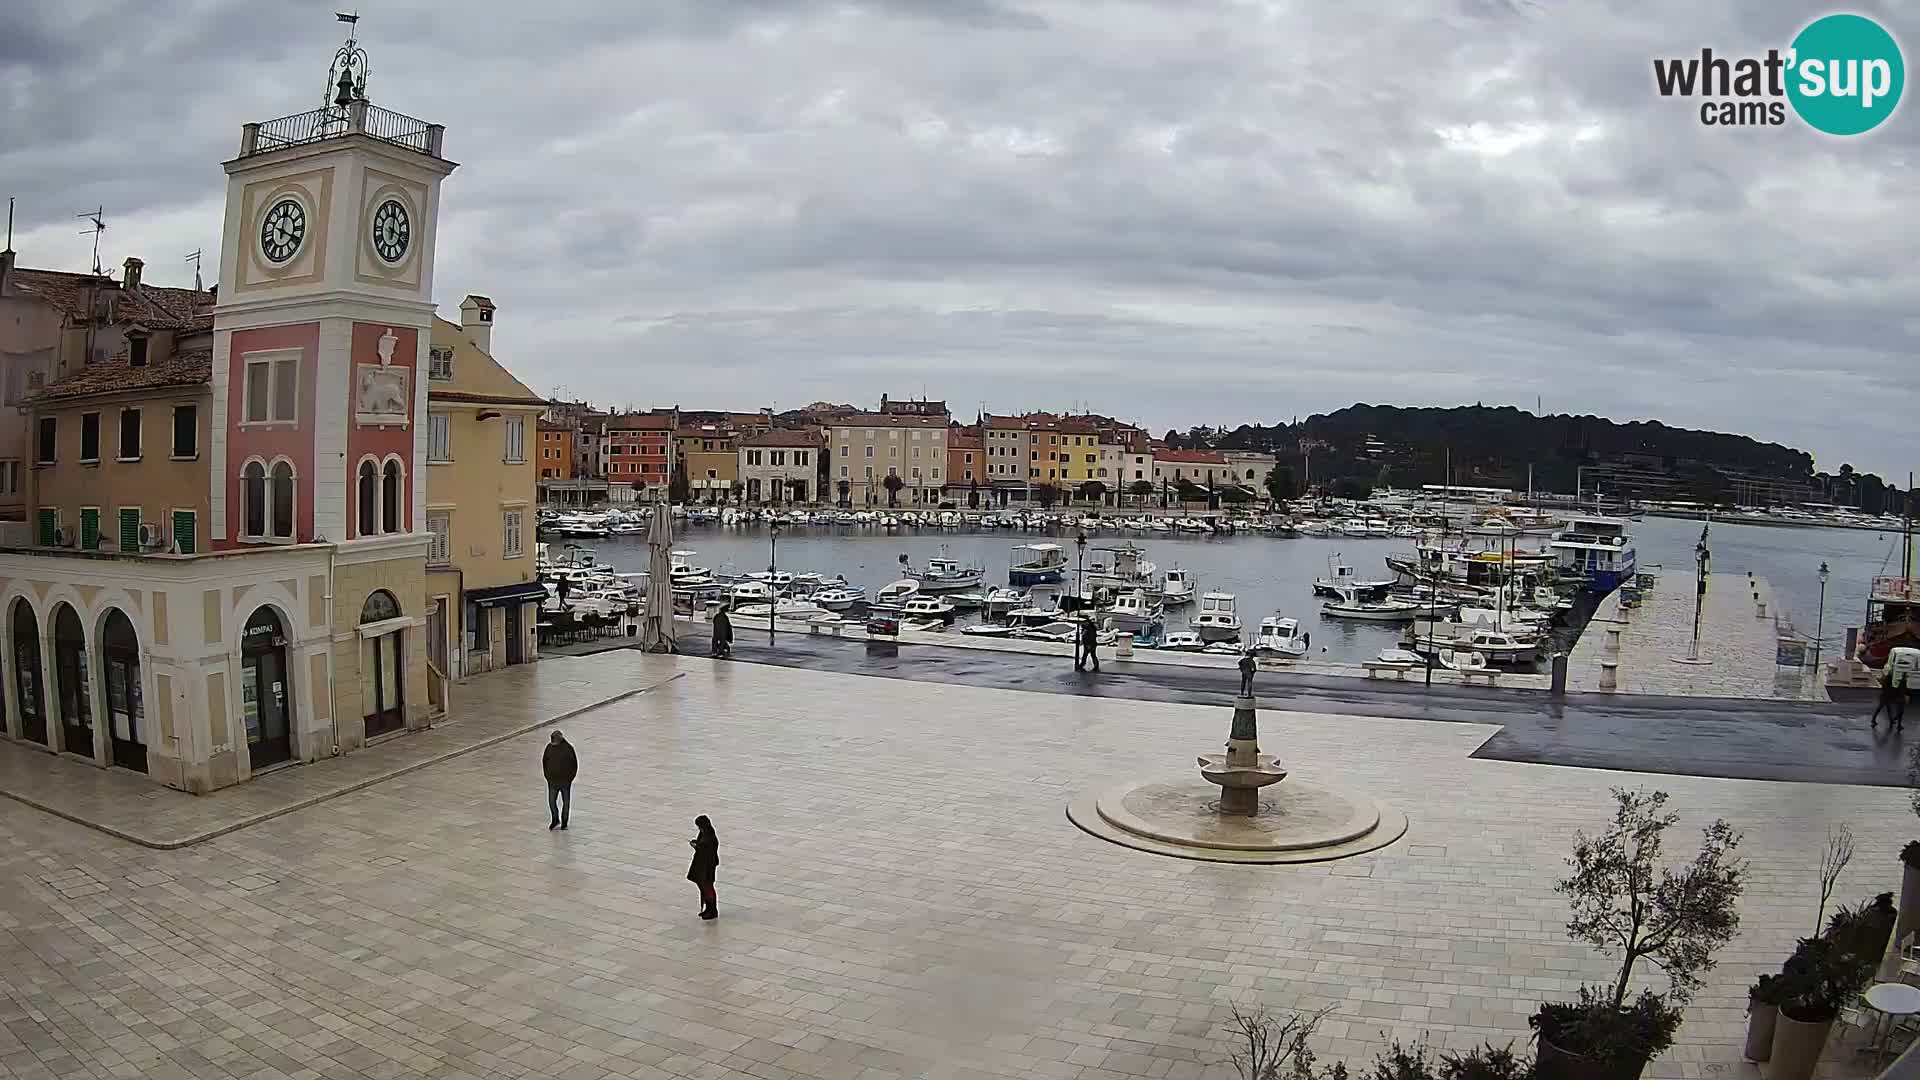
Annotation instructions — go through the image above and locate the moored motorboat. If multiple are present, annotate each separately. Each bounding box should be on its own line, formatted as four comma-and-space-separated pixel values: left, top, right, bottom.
1321, 585, 1423, 621
1191, 591, 1242, 643
1160, 567, 1196, 605
1009, 542, 1069, 586
1252, 615, 1310, 658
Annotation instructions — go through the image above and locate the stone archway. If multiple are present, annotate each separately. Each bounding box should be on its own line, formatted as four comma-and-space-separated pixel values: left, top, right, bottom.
360, 590, 406, 738
240, 606, 294, 769
10, 599, 46, 746
51, 603, 94, 760
99, 609, 146, 773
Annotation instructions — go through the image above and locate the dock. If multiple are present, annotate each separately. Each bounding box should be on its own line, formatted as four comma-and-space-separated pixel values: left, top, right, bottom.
1566, 572, 1823, 700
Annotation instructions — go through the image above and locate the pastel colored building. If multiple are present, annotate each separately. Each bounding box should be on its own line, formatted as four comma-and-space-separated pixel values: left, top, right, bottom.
737, 429, 819, 504
827, 412, 948, 506
945, 427, 984, 504
604, 412, 674, 502
0, 42, 453, 791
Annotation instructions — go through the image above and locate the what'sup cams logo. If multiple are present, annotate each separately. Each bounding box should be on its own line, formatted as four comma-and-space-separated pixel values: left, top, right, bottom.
1653, 13, 1904, 134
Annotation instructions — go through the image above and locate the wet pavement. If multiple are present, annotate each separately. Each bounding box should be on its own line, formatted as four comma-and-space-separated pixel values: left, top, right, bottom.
692, 629, 1911, 787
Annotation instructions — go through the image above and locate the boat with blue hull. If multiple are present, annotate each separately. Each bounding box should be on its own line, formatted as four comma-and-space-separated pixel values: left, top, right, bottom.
1550, 515, 1637, 595
1009, 542, 1068, 585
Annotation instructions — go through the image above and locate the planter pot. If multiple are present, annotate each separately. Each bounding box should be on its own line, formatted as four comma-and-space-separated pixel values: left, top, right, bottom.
1899, 861, 1920, 945
1535, 1036, 1650, 1080
1744, 1003, 1778, 1061
1767, 1011, 1834, 1080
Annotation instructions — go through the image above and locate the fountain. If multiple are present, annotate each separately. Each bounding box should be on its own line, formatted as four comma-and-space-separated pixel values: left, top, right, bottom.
1066, 690, 1407, 863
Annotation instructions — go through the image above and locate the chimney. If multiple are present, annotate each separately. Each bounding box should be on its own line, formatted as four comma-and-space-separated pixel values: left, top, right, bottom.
459, 294, 496, 353
123, 257, 143, 293
0, 248, 13, 297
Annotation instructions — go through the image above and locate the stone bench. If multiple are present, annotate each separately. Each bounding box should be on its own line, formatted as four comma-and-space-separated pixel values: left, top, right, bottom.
806, 616, 847, 637
1362, 661, 1414, 680
1457, 669, 1501, 686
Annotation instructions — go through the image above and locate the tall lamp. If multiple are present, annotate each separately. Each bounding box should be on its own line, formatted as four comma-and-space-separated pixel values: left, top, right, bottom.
1813, 561, 1830, 673
767, 518, 782, 646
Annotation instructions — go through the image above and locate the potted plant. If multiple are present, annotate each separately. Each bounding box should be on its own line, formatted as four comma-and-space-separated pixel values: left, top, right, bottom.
1743, 974, 1784, 1061
1900, 841, 1920, 943
1768, 896, 1896, 1080
1531, 789, 1746, 1080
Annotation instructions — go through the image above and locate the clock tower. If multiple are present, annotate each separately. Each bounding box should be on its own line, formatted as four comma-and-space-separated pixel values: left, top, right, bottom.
210, 20, 456, 550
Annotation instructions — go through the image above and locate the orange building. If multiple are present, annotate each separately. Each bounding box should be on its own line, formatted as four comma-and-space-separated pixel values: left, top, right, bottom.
537, 421, 573, 481
605, 412, 675, 501
946, 427, 984, 502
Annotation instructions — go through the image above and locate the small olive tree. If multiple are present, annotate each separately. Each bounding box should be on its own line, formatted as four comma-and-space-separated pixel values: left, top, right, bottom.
1559, 788, 1747, 1008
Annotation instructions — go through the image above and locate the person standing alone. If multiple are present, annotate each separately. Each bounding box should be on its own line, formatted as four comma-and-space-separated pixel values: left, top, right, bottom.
1079, 617, 1101, 674
543, 731, 578, 830
688, 815, 720, 919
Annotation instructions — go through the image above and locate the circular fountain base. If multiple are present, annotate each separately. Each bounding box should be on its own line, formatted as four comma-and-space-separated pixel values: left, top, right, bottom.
1067, 775, 1407, 863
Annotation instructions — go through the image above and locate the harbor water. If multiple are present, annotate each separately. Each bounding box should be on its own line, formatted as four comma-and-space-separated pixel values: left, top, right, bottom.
570, 514, 1908, 668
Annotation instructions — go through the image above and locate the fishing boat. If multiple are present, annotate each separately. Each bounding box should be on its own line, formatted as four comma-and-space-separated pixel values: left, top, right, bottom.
725, 580, 777, 605
1099, 590, 1163, 634
1252, 615, 1311, 658
1550, 515, 1637, 595
1321, 585, 1423, 621
1085, 542, 1158, 594
1191, 591, 1242, 643
1403, 624, 1541, 664
1860, 576, 1920, 668
1160, 567, 1197, 605
985, 587, 1030, 617
1159, 631, 1205, 651
1009, 542, 1069, 586
870, 579, 921, 609
1313, 558, 1396, 598
669, 550, 713, 587
915, 554, 986, 592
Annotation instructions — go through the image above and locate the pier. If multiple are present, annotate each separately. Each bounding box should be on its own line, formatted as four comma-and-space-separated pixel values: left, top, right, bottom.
1566, 571, 1822, 700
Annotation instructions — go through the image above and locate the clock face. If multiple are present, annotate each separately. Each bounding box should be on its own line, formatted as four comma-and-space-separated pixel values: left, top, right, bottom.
371, 199, 411, 263
259, 199, 306, 264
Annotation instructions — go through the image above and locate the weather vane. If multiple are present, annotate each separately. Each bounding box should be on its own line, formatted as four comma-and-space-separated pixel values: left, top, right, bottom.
324, 11, 370, 111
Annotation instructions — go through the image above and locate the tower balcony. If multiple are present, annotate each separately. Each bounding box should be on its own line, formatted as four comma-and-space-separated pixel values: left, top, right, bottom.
238, 100, 445, 160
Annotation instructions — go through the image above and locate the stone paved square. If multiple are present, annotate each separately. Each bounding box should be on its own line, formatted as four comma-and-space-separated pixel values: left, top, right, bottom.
0, 653, 1908, 1079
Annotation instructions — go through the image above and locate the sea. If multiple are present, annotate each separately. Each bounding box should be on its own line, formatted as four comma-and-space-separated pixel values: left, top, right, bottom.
571, 514, 1912, 668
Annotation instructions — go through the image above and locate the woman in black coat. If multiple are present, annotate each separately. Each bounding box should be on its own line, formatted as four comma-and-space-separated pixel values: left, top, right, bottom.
688, 815, 719, 919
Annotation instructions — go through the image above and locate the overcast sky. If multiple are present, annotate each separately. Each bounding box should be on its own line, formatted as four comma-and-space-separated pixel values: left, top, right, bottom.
5, 1, 1915, 475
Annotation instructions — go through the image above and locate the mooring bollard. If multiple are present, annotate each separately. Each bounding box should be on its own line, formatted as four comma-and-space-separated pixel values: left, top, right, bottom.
1599, 659, 1619, 690
1757, 601, 1768, 619
1605, 628, 1622, 654
1116, 634, 1134, 659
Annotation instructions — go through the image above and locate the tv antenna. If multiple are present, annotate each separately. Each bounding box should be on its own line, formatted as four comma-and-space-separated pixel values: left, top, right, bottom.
5, 196, 14, 250
77, 206, 106, 276
184, 249, 204, 291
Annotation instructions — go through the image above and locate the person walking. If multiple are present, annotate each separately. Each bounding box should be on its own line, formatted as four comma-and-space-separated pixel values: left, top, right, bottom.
1238, 652, 1256, 696
688, 815, 720, 919
543, 731, 578, 830
1080, 617, 1101, 674
711, 605, 733, 658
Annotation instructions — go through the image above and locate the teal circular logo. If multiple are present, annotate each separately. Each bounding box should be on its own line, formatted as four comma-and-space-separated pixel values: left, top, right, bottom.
1787, 13, 1904, 135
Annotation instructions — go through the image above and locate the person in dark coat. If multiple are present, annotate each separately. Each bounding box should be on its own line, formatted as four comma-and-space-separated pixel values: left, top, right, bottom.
1873, 671, 1905, 730
543, 731, 578, 830
1079, 618, 1100, 673
711, 606, 734, 658
688, 815, 719, 919
1238, 652, 1256, 695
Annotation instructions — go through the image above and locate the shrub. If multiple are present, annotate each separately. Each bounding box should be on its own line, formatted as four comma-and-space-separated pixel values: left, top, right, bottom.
1532, 987, 1682, 1069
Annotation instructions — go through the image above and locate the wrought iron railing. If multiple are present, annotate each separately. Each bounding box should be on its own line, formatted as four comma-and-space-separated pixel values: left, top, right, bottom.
243, 103, 442, 158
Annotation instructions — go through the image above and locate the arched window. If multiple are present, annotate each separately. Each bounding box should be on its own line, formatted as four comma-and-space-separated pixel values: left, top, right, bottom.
381, 459, 402, 534
270, 461, 294, 539
361, 589, 401, 623
357, 460, 377, 537
242, 460, 267, 538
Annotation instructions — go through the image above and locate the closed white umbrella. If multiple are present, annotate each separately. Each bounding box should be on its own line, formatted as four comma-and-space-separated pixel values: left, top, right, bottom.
642, 502, 676, 652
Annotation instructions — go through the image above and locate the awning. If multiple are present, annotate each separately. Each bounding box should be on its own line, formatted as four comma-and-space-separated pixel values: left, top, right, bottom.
466, 581, 549, 608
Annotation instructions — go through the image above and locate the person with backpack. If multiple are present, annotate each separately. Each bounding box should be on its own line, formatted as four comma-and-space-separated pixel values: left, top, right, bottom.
543, 731, 578, 830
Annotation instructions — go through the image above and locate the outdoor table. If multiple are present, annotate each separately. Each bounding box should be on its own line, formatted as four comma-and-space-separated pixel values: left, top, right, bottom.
1864, 982, 1920, 1065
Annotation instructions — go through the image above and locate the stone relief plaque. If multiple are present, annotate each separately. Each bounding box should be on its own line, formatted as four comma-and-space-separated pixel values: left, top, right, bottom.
355, 364, 409, 426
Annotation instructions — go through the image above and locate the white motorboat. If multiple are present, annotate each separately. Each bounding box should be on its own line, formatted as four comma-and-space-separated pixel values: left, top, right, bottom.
1021, 620, 1115, 645
946, 591, 989, 611
1099, 590, 1163, 634
730, 598, 825, 620
726, 580, 777, 604
1458, 605, 1552, 633
1322, 586, 1423, 621
1005, 604, 1066, 627
1252, 615, 1310, 658
1009, 543, 1068, 586
1375, 648, 1426, 667
745, 570, 795, 590
669, 550, 713, 587
1159, 631, 1205, 651
1085, 542, 1158, 594
1313, 558, 1396, 598
899, 596, 958, 622
1436, 647, 1489, 672
900, 617, 944, 633
1403, 624, 1541, 664
915, 554, 985, 592
810, 588, 863, 612
871, 579, 921, 609
985, 587, 1030, 617
1203, 641, 1246, 655
960, 623, 1019, 637
1191, 591, 1242, 643
1160, 567, 1196, 605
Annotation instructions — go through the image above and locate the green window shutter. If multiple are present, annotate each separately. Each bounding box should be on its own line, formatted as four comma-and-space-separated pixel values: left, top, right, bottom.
79, 508, 100, 550
119, 508, 141, 551
36, 508, 57, 546
171, 510, 196, 554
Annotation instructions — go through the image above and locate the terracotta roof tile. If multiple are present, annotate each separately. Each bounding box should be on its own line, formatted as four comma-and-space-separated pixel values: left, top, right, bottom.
10, 268, 214, 331
738, 428, 823, 448
38, 350, 211, 401
827, 412, 949, 428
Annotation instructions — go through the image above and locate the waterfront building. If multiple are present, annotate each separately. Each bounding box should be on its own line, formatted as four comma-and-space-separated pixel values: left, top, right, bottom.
0, 44, 453, 790
1153, 448, 1231, 503
424, 312, 545, 679
1224, 450, 1276, 495
604, 411, 675, 502
828, 412, 948, 506
537, 421, 573, 480
946, 427, 984, 505
738, 428, 820, 504
982, 414, 1034, 506
677, 422, 740, 503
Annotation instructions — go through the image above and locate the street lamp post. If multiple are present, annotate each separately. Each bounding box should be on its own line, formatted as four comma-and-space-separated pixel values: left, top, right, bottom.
1814, 561, 1830, 673
1075, 530, 1088, 610
767, 518, 782, 646
1686, 533, 1710, 661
